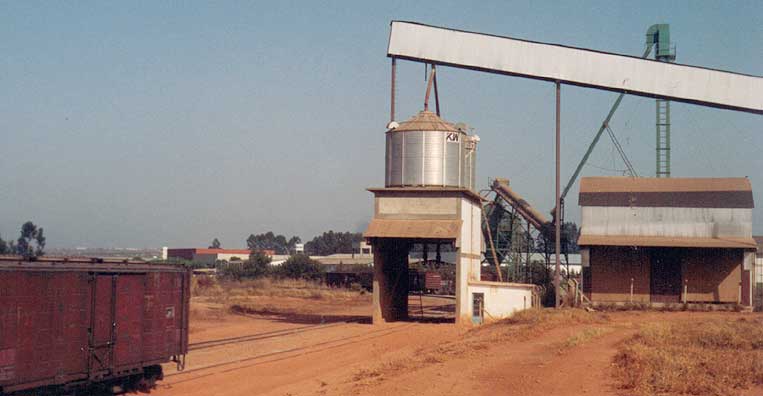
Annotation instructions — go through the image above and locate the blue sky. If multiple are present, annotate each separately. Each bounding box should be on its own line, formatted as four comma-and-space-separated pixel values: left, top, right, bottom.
1, 1, 761, 248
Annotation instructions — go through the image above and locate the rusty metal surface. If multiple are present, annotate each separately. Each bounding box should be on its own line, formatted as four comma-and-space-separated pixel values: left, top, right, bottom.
579, 176, 752, 193
491, 178, 548, 230
579, 190, 754, 208
0, 256, 186, 273
386, 110, 457, 133
579, 177, 754, 208
364, 218, 462, 239
0, 260, 189, 393
578, 234, 757, 249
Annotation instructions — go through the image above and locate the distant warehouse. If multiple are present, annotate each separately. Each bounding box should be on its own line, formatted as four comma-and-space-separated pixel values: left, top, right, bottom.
578, 177, 756, 307
163, 248, 274, 265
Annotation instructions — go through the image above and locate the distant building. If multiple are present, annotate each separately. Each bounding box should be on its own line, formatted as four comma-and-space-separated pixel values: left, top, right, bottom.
163, 248, 274, 265
578, 177, 756, 307
349, 240, 373, 257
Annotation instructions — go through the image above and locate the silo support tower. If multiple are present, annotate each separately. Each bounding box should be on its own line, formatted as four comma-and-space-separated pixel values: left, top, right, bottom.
647, 24, 676, 177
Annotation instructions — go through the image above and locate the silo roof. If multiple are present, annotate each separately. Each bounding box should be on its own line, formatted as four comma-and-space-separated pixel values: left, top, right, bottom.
389, 110, 458, 132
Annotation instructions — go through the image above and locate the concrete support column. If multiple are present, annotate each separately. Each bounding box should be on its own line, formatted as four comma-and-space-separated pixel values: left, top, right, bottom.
455, 253, 469, 324
372, 238, 410, 323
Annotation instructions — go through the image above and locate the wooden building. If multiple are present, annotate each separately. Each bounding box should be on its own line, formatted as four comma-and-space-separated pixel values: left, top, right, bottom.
578, 177, 756, 306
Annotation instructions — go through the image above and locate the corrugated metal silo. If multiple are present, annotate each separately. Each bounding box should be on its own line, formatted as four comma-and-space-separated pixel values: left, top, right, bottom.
385, 110, 477, 191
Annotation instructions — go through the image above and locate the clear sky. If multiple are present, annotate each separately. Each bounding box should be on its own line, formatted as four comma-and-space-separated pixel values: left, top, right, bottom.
1, 1, 761, 248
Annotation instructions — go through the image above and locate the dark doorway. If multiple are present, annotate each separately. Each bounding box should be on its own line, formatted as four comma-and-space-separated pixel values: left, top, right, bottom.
650, 248, 683, 303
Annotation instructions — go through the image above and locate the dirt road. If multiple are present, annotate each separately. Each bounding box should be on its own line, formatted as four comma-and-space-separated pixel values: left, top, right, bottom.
150, 299, 759, 396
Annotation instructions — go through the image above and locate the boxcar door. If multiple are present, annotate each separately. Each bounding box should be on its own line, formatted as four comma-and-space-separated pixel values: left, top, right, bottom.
113, 275, 145, 368
89, 275, 116, 379
650, 248, 682, 303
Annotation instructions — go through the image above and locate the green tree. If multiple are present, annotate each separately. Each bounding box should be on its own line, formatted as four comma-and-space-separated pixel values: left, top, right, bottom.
218, 250, 272, 280
244, 250, 272, 278
277, 254, 323, 280
246, 232, 301, 255
209, 238, 222, 249
16, 221, 45, 257
304, 231, 363, 256
0, 234, 8, 254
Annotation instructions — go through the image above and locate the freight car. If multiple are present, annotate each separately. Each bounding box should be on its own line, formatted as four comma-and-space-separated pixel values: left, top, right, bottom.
409, 271, 446, 294
0, 256, 190, 395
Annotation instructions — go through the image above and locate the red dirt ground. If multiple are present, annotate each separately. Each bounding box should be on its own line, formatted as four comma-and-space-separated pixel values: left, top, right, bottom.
146, 298, 762, 396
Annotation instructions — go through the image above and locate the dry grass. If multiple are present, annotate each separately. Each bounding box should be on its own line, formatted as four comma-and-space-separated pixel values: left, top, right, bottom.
468, 308, 612, 342
190, 276, 370, 318
594, 302, 745, 313
615, 317, 763, 396
556, 327, 611, 353
192, 276, 367, 301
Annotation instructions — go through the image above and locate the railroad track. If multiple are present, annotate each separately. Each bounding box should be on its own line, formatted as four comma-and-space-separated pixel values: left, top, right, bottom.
164, 323, 414, 383
188, 321, 348, 352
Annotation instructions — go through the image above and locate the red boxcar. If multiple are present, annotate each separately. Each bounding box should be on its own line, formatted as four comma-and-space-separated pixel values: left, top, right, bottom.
424, 272, 442, 293
0, 256, 189, 395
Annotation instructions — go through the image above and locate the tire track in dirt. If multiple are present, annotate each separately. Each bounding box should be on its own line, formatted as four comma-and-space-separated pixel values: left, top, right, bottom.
162, 323, 415, 386
332, 317, 645, 396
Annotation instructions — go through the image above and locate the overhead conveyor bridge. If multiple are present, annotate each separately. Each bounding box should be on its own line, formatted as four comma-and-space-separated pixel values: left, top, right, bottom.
388, 21, 763, 114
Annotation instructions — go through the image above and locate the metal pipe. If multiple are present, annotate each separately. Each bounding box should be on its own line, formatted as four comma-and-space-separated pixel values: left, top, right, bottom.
481, 205, 504, 282
630, 278, 634, 303
555, 82, 561, 309
424, 65, 435, 111
526, 222, 531, 283
390, 58, 396, 122
432, 64, 440, 116
558, 44, 654, 204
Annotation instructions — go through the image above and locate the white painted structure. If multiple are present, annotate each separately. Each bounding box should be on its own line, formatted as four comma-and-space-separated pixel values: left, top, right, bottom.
468, 281, 534, 323
457, 196, 484, 323
388, 21, 763, 114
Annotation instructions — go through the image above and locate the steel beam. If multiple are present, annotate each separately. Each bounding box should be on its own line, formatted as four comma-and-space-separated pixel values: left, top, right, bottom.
388, 21, 762, 114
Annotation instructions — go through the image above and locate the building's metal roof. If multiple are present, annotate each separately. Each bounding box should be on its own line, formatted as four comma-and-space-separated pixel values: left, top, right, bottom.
579, 177, 754, 208
364, 219, 462, 239
167, 248, 255, 255
368, 186, 485, 203
580, 177, 751, 193
0, 256, 187, 273
388, 110, 458, 132
578, 235, 757, 249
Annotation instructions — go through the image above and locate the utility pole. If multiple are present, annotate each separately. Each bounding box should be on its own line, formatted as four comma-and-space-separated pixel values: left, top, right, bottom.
555, 82, 562, 309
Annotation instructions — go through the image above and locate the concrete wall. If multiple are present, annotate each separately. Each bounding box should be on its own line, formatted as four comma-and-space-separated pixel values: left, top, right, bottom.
456, 197, 483, 324
468, 281, 534, 322
377, 196, 458, 218
369, 192, 488, 325
216, 253, 249, 261
581, 207, 752, 238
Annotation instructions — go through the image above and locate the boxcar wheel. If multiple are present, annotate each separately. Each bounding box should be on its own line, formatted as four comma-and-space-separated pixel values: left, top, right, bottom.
136, 365, 163, 393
